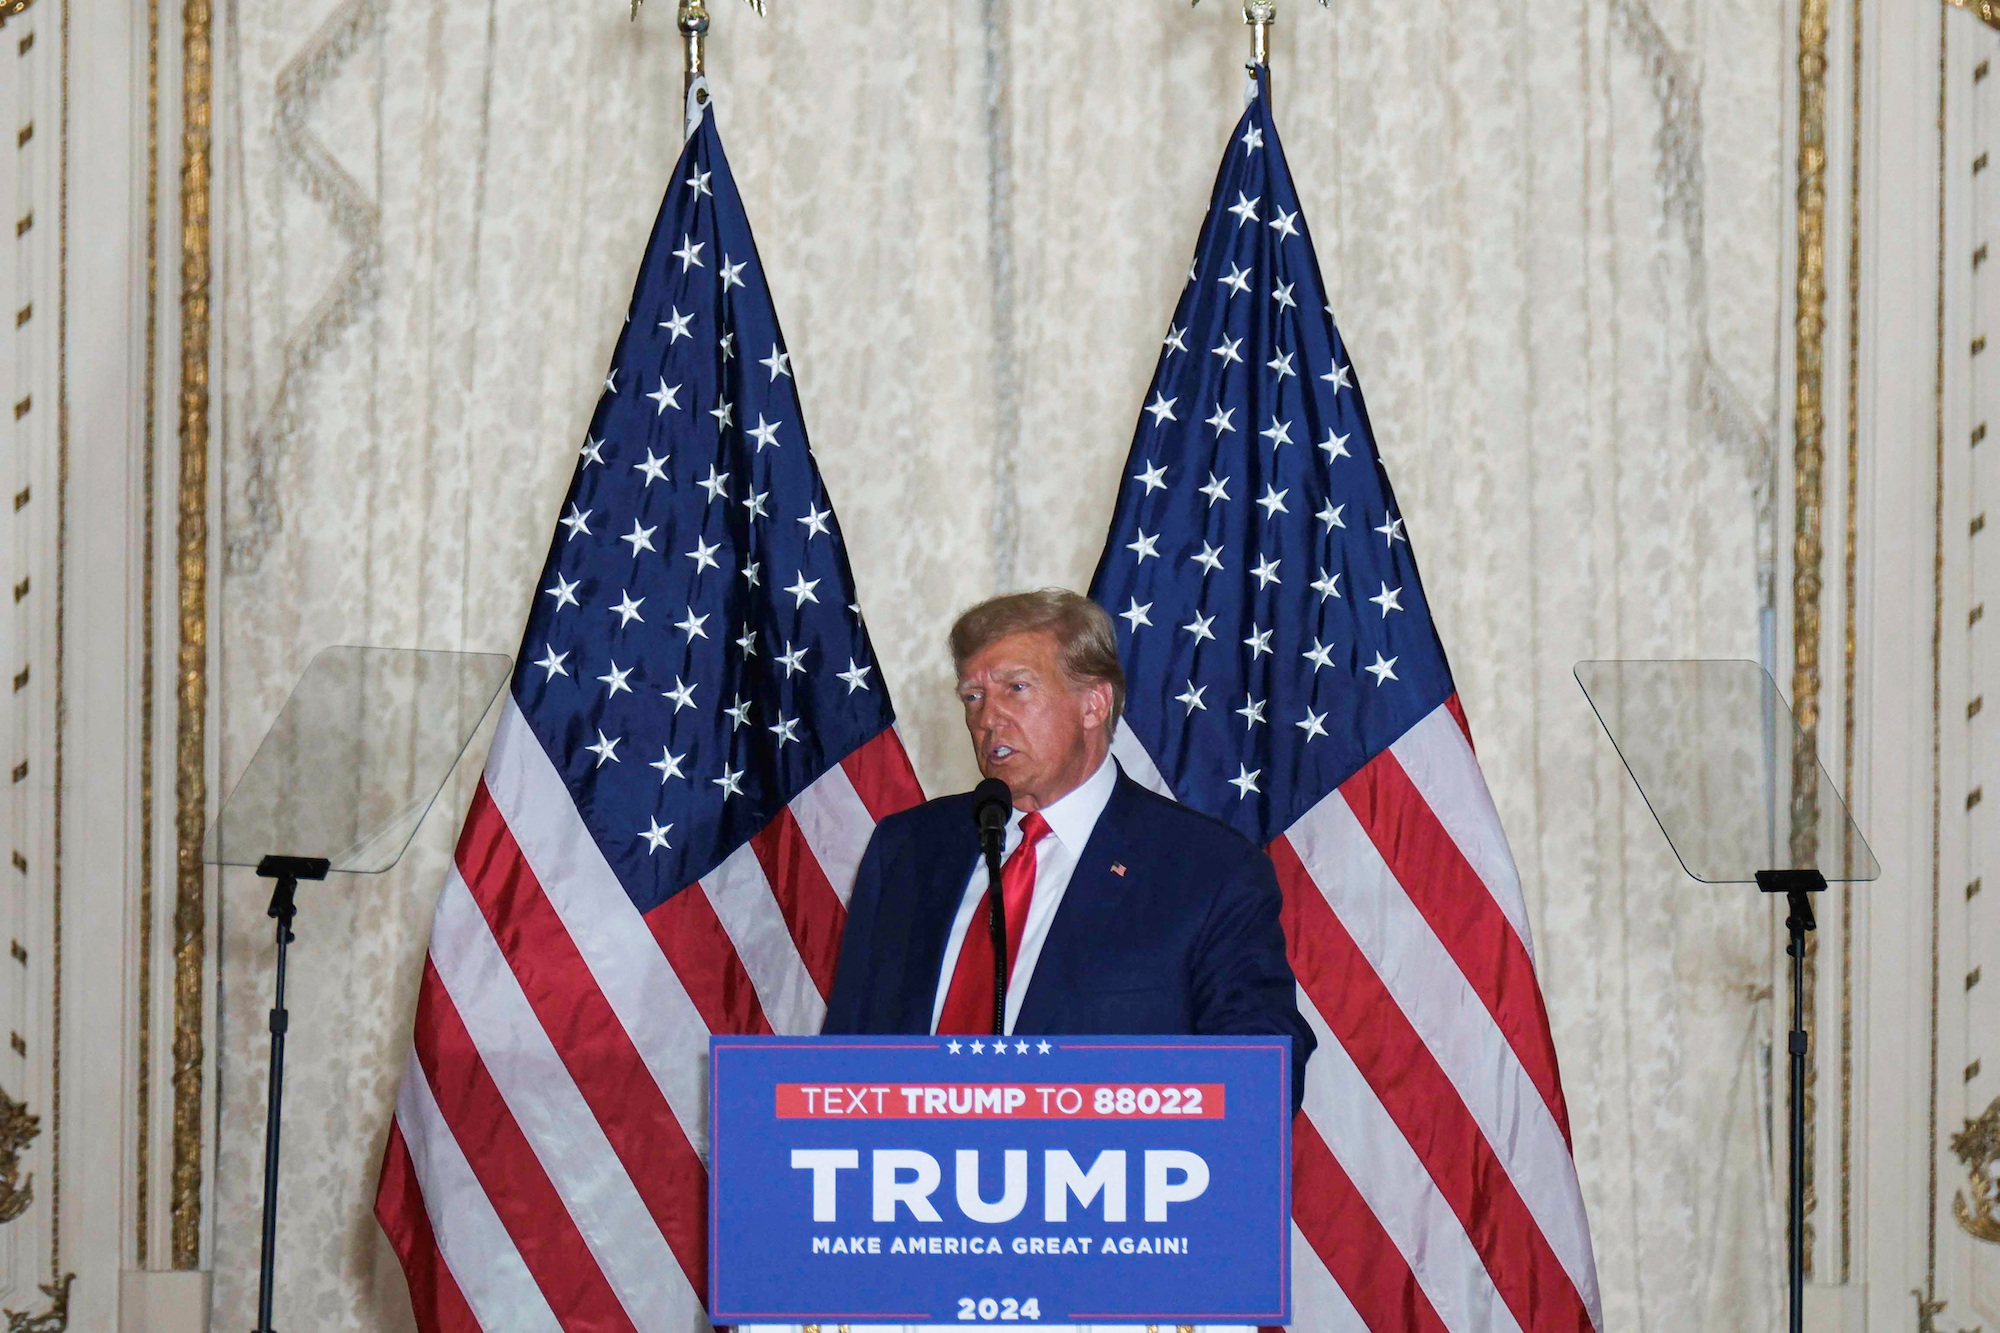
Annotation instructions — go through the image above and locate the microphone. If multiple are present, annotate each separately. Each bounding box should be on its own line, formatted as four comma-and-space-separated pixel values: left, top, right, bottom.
969, 778, 1013, 1037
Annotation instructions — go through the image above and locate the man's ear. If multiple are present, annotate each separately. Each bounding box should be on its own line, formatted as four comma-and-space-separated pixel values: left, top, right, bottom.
1080, 679, 1114, 732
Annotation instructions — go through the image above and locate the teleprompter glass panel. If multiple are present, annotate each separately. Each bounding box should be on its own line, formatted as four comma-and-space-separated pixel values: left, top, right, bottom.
203, 646, 512, 874
1575, 659, 1879, 884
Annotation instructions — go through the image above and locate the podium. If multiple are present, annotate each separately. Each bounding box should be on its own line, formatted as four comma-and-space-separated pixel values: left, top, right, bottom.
707, 1035, 1294, 1325
204, 646, 512, 1333
1576, 659, 1878, 1333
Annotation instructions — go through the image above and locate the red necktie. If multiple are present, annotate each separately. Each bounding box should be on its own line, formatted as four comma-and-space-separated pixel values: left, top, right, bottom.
936, 812, 1051, 1036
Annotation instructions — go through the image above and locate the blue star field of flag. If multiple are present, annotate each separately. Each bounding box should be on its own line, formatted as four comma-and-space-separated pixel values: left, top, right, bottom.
512, 93, 895, 914
1089, 67, 1456, 847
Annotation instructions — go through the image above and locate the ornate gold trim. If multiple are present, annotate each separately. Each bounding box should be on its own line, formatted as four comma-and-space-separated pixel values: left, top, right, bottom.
0, 1, 35, 29
136, 0, 159, 1272
1951, 1095, 2000, 1242
48, 0, 66, 1292
4, 1275, 71, 1333
1791, 0, 1832, 1275
1945, 0, 2000, 32
1840, 0, 1863, 1284
170, 0, 212, 1272
0, 1086, 40, 1225
1927, 0, 1948, 1305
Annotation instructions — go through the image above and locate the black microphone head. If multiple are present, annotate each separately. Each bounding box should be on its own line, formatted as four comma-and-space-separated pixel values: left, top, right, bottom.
971, 777, 1013, 832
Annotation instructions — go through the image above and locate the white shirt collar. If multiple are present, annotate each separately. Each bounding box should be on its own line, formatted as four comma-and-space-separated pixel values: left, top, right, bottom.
1014, 750, 1117, 852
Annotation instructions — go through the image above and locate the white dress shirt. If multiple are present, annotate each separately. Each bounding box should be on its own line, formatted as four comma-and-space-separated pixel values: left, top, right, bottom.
929, 750, 1118, 1035
740, 756, 1251, 1333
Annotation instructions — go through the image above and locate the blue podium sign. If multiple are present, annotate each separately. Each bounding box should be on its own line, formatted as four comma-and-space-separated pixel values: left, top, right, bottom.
708, 1035, 1292, 1325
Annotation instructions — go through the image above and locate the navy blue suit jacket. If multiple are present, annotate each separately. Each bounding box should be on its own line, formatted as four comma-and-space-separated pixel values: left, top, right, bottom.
823, 767, 1315, 1101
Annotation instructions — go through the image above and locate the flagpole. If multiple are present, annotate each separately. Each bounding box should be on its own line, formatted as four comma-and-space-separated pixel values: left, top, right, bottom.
1190, 0, 1328, 67
626, 0, 766, 135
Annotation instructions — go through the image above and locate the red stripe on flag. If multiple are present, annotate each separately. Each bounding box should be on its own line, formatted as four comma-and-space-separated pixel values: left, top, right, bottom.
1444, 693, 1474, 750
456, 785, 711, 1297
646, 883, 774, 1035
1340, 748, 1573, 1140
1270, 837, 1594, 1333
411, 960, 639, 1333
1290, 1111, 1450, 1333
840, 729, 926, 823
374, 1122, 483, 1333
749, 806, 845, 999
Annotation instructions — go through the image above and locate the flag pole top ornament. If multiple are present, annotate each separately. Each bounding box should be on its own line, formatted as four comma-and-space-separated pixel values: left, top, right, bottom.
628, 0, 767, 134
1191, 0, 1327, 67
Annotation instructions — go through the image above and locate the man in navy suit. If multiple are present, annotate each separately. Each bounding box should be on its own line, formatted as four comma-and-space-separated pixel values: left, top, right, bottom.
823, 589, 1313, 1101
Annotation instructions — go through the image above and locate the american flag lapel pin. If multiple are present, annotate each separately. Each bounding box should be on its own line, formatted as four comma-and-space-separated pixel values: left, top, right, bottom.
1110, 862, 1127, 877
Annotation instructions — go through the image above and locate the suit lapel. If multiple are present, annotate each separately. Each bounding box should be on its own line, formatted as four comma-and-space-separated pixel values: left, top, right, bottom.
1014, 773, 1145, 1033
895, 821, 981, 1033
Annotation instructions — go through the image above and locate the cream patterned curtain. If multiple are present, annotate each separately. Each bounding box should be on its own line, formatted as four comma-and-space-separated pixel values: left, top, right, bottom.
212, 1, 1786, 1327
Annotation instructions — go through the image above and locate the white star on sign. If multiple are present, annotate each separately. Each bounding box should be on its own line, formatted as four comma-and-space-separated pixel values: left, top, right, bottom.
1311, 568, 1343, 600
1319, 430, 1351, 461
946, 1040, 963, 1055
710, 396, 735, 429
837, 659, 874, 693
673, 235, 705, 270
640, 817, 673, 853
1375, 514, 1407, 546
675, 607, 710, 640
714, 765, 745, 799
1244, 626, 1273, 658
1251, 554, 1282, 588
544, 574, 580, 611
799, 505, 831, 539
1267, 349, 1296, 380
620, 520, 657, 556
699, 465, 730, 502
1273, 279, 1297, 310
686, 537, 721, 574
1370, 583, 1405, 616
686, 167, 712, 197
1219, 263, 1252, 296
1016, 1041, 1030, 1054
742, 489, 769, 520
597, 661, 633, 697
585, 730, 621, 767
1269, 207, 1299, 239
1206, 405, 1237, 436
1236, 696, 1267, 729
725, 696, 753, 729
1191, 542, 1224, 575
1323, 360, 1354, 390
777, 643, 809, 677
1119, 598, 1153, 631
659, 307, 694, 342
1228, 765, 1261, 798
1212, 334, 1244, 365
970, 1040, 985, 1054
1228, 191, 1261, 225
1145, 392, 1178, 425
1199, 472, 1232, 505
651, 748, 686, 782
611, 591, 645, 627
1242, 123, 1263, 152
768, 715, 801, 747
1176, 681, 1208, 713
1260, 417, 1293, 448
785, 572, 821, 606
1126, 530, 1161, 562
534, 645, 568, 679
747, 415, 781, 452
1183, 611, 1216, 644
580, 435, 606, 466
1297, 707, 1329, 741
559, 504, 592, 540
1317, 501, 1347, 530
760, 344, 791, 380
1365, 651, 1400, 685
1303, 638, 1336, 671
663, 676, 698, 712
1256, 485, 1289, 520
1133, 461, 1169, 493
1037, 1040, 1052, 1054
1164, 325, 1188, 353
720, 256, 747, 291
634, 450, 669, 486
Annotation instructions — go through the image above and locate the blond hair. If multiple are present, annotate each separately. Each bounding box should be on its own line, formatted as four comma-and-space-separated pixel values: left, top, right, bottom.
949, 589, 1125, 723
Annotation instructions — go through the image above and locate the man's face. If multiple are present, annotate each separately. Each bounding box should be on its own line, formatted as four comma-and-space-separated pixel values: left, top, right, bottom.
957, 629, 1112, 812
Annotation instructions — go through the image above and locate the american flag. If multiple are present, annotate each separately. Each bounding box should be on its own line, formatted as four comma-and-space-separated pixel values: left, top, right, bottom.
1088, 68, 1602, 1332
373, 84, 924, 1331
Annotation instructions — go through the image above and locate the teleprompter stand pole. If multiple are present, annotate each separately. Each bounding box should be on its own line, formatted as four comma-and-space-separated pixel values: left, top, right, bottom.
251, 853, 330, 1333
1756, 867, 1825, 1333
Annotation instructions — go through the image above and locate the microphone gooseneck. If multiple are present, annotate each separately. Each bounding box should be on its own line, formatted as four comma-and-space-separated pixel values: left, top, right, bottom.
971, 777, 1012, 856
969, 777, 1013, 1037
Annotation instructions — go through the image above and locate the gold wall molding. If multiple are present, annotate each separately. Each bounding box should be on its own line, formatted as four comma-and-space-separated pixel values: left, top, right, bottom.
1945, 0, 2000, 33
1951, 1095, 2000, 1242
1791, 0, 1832, 1275
4, 1275, 71, 1333
171, 0, 213, 1272
0, 1087, 41, 1226
136, 0, 159, 1272
0, 1, 35, 29
1839, 0, 1863, 1284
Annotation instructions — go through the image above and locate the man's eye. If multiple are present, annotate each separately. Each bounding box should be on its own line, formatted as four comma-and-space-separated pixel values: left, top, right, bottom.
1009, 682, 1028, 693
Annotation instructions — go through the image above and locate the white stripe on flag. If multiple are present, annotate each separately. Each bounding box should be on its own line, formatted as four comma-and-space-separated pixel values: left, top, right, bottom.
790, 759, 875, 906
1110, 720, 1175, 797
1289, 1220, 1368, 1333
394, 1050, 564, 1333
1297, 989, 1523, 1333
1287, 791, 1602, 1321
428, 868, 704, 1328
1389, 705, 1536, 959
700, 842, 827, 1034
485, 699, 713, 1157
